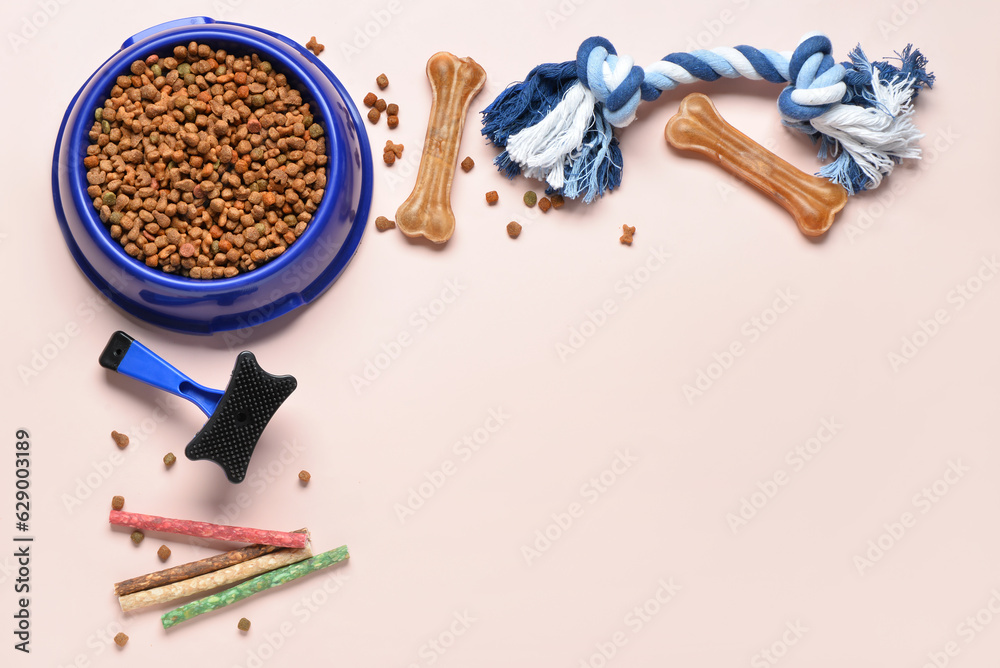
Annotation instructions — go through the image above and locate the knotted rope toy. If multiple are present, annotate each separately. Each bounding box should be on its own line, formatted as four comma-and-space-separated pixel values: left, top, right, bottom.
481, 33, 933, 201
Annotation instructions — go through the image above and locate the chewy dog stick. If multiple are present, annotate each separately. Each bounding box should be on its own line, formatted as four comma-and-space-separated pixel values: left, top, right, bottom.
109, 510, 307, 549
665, 93, 848, 237
120, 543, 314, 612
161, 545, 350, 628
395, 52, 486, 243
113, 529, 308, 597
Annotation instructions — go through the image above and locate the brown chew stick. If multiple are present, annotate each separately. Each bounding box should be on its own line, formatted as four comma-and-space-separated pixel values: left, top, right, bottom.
395, 52, 486, 243
665, 93, 848, 237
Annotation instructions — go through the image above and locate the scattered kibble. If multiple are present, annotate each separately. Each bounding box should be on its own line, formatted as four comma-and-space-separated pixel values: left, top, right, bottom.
375, 98, 387, 112
304, 36, 324, 56
460, 156, 474, 172
550, 194, 565, 209
114, 632, 129, 647
376, 73, 389, 89
507, 221, 522, 238
386, 115, 399, 129
538, 197, 551, 213
523, 191, 537, 207
386, 141, 404, 158
112, 495, 125, 510
485, 191, 498, 205
375, 216, 396, 231
620, 224, 635, 245
111, 430, 129, 449
86, 43, 328, 278
368, 107, 381, 124
131, 530, 145, 545
164, 452, 177, 467
238, 617, 251, 632
298, 470, 311, 484
363, 92, 377, 107
386, 103, 399, 116
157, 545, 171, 561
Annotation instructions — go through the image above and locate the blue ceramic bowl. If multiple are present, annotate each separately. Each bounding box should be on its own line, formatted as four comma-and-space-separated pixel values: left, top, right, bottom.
53, 17, 373, 334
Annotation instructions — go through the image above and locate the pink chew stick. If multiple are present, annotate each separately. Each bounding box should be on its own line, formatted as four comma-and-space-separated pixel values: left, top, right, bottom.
109, 511, 307, 549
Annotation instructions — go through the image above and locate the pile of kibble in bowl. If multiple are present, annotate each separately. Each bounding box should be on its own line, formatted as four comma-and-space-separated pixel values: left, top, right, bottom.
84, 42, 327, 279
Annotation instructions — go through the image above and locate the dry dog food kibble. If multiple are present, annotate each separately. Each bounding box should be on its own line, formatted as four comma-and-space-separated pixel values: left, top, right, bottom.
485, 191, 498, 205
238, 617, 252, 631
157, 545, 171, 561
376, 73, 389, 89
375, 99, 387, 112
363, 92, 377, 107
538, 197, 551, 212
164, 452, 177, 467
86, 43, 328, 279
507, 221, 522, 238
304, 36, 324, 56
375, 216, 395, 231
383, 151, 395, 165
112, 495, 125, 510
114, 632, 129, 647
386, 115, 399, 129
368, 107, 381, 124
461, 156, 474, 172
620, 224, 635, 245
550, 194, 565, 209
386, 103, 399, 116
523, 191, 537, 207
111, 430, 129, 449
131, 530, 145, 545
298, 470, 311, 484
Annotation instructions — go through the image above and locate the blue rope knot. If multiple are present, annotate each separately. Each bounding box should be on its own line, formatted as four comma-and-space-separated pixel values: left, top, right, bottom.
776, 34, 846, 121
576, 36, 648, 128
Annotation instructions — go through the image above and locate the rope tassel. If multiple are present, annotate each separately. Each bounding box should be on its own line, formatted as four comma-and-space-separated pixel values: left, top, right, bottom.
480, 34, 934, 201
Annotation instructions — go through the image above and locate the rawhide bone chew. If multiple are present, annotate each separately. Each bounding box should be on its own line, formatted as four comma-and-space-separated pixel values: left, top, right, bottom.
161, 545, 350, 628
120, 542, 314, 612
113, 530, 307, 597
482, 34, 933, 202
109, 510, 308, 549
666, 93, 847, 236
99, 331, 296, 483
396, 52, 486, 243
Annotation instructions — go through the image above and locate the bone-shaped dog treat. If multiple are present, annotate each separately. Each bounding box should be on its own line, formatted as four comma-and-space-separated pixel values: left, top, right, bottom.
395, 52, 486, 243
665, 93, 848, 237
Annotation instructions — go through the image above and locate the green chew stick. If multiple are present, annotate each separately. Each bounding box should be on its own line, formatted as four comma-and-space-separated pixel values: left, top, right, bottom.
161, 545, 349, 629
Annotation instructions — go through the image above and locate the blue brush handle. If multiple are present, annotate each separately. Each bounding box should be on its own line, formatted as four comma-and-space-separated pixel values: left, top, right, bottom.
99, 331, 223, 417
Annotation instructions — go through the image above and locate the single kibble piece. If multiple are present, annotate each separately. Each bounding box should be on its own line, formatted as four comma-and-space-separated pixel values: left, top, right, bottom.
538, 197, 551, 212
363, 92, 377, 107
376, 73, 389, 89
550, 194, 565, 209
620, 224, 636, 245
298, 470, 311, 484
386, 103, 399, 116
131, 530, 144, 545
383, 151, 395, 165
523, 191, 537, 207
305, 36, 324, 56
164, 452, 177, 467
112, 495, 125, 511
157, 545, 171, 561
111, 430, 129, 449
375, 98, 387, 112
238, 617, 251, 632
114, 632, 129, 647
367, 107, 381, 124
461, 157, 474, 172
506, 222, 522, 238
375, 216, 396, 231
386, 115, 399, 129
485, 191, 498, 205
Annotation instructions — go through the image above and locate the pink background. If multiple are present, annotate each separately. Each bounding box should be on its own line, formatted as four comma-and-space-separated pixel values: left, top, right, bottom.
2, 0, 998, 665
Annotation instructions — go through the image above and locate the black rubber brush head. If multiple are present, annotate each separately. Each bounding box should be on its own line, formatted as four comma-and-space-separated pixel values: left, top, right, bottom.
185, 351, 297, 483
